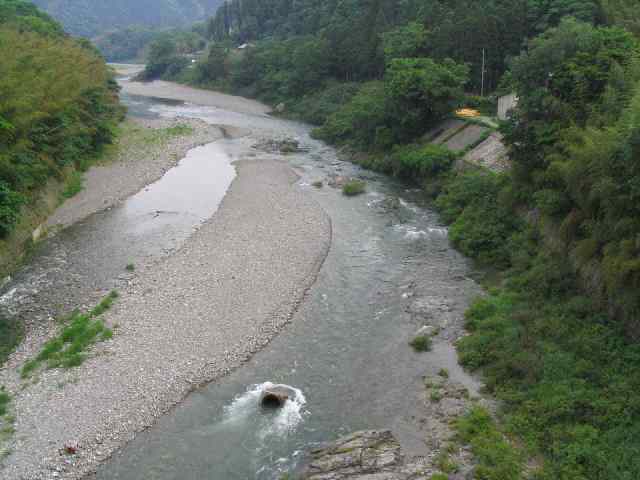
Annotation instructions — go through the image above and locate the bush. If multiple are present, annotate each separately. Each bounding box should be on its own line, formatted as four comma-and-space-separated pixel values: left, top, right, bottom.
390, 143, 457, 181
410, 335, 432, 352
455, 407, 523, 480
288, 82, 360, 125
342, 180, 367, 197
436, 170, 522, 266
317, 81, 390, 149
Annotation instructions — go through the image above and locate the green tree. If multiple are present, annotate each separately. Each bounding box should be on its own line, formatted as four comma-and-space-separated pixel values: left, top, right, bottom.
385, 58, 469, 140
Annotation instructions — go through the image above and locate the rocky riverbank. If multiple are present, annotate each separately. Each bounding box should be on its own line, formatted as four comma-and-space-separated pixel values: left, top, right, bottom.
296, 372, 487, 480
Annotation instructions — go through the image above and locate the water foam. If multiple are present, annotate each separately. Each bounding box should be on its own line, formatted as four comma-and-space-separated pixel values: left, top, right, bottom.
224, 382, 307, 438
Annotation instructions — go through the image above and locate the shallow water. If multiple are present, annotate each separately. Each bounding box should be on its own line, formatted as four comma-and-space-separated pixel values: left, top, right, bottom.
0, 126, 235, 336
95, 90, 482, 479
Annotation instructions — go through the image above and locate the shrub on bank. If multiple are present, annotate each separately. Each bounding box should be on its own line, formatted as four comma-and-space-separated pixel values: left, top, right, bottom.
0, 23, 123, 238
457, 249, 640, 480
409, 335, 432, 352
389, 143, 457, 180
342, 180, 367, 197
436, 170, 521, 267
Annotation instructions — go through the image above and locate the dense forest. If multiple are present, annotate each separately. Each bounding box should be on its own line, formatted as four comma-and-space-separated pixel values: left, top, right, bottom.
31, 0, 224, 38
136, 0, 640, 478
0, 0, 123, 237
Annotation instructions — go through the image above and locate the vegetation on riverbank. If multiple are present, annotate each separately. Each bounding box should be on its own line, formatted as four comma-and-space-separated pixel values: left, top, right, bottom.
21, 291, 118, 378
0, 1, 123, 240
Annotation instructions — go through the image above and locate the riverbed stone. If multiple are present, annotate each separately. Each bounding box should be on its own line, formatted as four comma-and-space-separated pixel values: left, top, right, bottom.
300, 431, 411, 479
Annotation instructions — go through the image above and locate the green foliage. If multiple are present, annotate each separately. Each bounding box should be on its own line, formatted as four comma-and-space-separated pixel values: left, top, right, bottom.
317, 81, 388, 148
139, 36, 190, 80
430, 474, 449, 480
288, 82, 360, 126
389, 144, 457, 180
385, 58, 468, 140
454, 407, 524, 480
458, 247, 640, 479
94, 26, 160, 62
62, 171, 83, 199
409, 335, 432, 352
0, 9, 123, 238
316, 57, 468, 149
504, 18, 640, 329
0, 316, 22, 367
435, 171, 522, 267
21, 291, 118, 378
0, 0, 63, 36
342, 180, 367, 197
383, 22, 428, 63
0, 387, 9, 416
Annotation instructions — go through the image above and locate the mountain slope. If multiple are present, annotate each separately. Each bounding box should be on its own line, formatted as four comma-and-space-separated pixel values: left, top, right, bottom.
32, 0, 224, 37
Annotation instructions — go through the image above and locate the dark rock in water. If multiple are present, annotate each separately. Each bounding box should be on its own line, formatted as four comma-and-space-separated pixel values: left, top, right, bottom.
260, 385, 295, 409
253, 138, 301, 154
279, 139, 300, 153
299, 430, 410, 479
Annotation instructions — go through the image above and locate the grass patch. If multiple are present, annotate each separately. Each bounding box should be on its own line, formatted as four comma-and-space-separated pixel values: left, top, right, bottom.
430, 388, 443, 402
430, 474, 449, 480
61, 171, 83, 199
438, 368, 449, 378
163, 123, 194, 137
435, 450, 459, 473
342, 179, 366, 197
409, 335, 432, 352
125, 263, 135, 271
454, 406, 524, 480
21, 291, 118, 378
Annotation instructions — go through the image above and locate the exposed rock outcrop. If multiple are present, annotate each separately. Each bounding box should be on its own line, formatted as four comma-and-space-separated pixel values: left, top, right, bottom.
299, 430, 413, 479
296, 429, 462, 480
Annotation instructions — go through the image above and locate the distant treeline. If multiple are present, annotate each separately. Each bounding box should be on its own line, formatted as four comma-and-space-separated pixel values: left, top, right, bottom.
30, 0, 225, 38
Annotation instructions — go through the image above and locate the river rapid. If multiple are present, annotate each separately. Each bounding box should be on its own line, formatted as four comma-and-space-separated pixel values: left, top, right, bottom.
93, 84, 483, 479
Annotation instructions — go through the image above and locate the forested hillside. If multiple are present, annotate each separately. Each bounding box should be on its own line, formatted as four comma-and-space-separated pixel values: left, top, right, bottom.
0, 0, 122, 237
31, 0, 223, 37
139, 1, 640, 478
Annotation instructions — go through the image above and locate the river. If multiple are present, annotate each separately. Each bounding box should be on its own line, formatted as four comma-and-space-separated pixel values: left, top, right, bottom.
93, 86, 482, 479
1, 78, 482, 479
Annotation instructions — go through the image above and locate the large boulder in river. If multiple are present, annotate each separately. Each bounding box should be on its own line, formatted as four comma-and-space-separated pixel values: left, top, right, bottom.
299, 430, 410, 479
260, 385, 295, 408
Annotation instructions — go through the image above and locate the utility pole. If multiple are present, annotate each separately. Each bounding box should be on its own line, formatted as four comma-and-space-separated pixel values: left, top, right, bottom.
481, 48, 486, 97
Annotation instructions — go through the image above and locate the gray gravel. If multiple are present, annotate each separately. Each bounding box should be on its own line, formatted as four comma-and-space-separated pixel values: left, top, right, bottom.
0, 158, 331, 479
121, 78, 271, 116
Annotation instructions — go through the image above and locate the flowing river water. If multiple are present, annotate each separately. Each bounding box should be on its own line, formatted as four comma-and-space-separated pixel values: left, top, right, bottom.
3, 79, 483, 479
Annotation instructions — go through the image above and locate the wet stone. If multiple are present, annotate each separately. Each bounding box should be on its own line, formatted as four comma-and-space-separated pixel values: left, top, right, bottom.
300, 431, 411, 479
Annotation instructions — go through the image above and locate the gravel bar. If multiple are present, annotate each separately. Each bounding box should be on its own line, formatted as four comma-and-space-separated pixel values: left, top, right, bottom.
1, 155, 331, 478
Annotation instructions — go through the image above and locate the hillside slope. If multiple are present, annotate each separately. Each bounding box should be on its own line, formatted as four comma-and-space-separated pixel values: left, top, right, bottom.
32, 0, 223, 37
